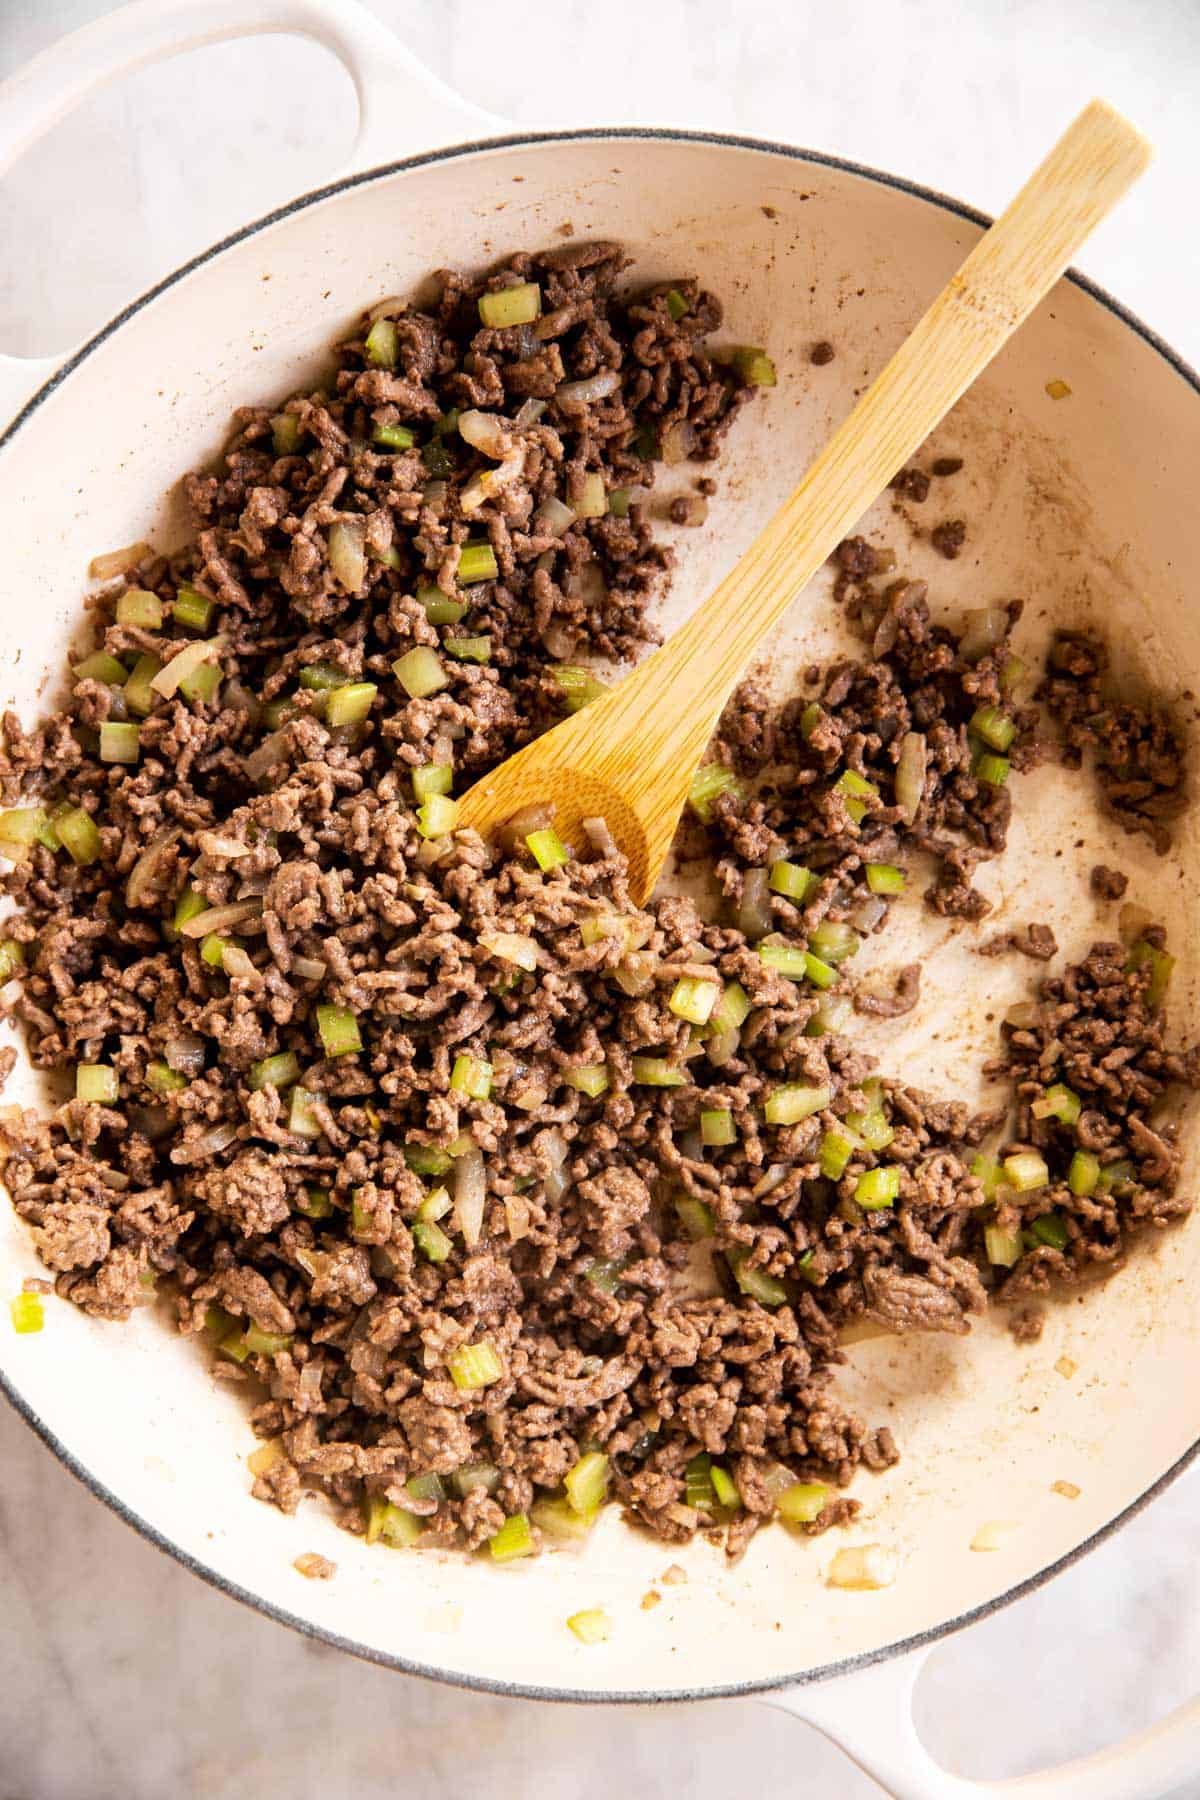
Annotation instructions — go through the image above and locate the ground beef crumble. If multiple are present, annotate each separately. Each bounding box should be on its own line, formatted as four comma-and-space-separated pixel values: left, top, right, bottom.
0, 245, 1194, 1566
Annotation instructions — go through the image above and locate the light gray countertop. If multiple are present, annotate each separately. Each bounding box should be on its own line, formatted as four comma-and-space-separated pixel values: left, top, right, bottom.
2, 3, 1199, 1796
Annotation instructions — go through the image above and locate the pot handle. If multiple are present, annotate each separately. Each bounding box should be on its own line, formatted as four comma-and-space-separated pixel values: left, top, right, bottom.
0, 0, 504, 425
765, 1644, 1200, 1798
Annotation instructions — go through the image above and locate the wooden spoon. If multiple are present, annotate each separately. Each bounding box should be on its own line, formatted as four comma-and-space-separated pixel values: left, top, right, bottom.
457, 100, 1151, 902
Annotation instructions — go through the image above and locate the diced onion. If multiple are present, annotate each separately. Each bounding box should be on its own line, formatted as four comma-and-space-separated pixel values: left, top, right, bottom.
480, 931, 539, 972
534, 496, 575, 537
245, 728, 293, 782
1005, 1001, 1041, 1029
894, 731, 927, 825
514, 399, 546, 429
971, 1520, 1020, 1552
854, 895, 888, 933
737, 867, 773, 942
151, 637, 224, 700
366, 294, 405, 324
556, 369, 621, 409
291, 955, 327, 981
179, 900, 261, 939
221, 944, 257, 980
661, 420, 696, 465
164, 1033, 206, 1076
826, 1544, 898, 1590
453, 1146, 487, 1248
125, 826, 180, 909
460, 447, 525, 515
505, 1194, 532, 1241
458, 409, 513, 457
958, 606, 1009, 663
182, 1121, 239, 1160
89, 541, 150, 581
328, 519, 366, 591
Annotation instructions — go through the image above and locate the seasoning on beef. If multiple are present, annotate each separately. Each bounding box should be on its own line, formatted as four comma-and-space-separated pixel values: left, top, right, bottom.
931, 519, 967, 559
1090, 864, 1128, 901
0, 242, 1194, 1568
977, 923, 1058, 961
1040, 631, 1187, 853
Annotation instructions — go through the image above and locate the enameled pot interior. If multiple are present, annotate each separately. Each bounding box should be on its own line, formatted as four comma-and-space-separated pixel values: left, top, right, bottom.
1, 133, 1198, 1700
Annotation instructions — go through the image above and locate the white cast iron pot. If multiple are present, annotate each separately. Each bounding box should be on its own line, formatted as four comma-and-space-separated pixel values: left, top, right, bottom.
2, 6, 1199, 1795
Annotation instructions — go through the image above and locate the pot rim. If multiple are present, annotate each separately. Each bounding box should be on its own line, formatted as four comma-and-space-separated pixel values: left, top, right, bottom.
3, 124, 1198, 1706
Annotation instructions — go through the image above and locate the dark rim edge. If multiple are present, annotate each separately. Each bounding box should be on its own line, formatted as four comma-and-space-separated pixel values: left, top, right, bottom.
3, 123, 1199, 1708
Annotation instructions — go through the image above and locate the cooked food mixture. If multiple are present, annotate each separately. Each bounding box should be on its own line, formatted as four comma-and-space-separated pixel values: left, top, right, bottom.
0, 243, 1194, 1563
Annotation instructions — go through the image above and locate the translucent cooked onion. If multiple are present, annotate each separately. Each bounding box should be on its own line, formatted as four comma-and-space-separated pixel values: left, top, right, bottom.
458, 409, 513, 458
1004, 1001, 1041, 1029
505, 1194, 532, 1241
958, 606, 1009, 663
582, 816, 619, 859
460, 447, 525, 514
179, 1121, 238, 1161
178, 899, 261, 939
894, 731, 927, 825
197, 831, 250, 860
752, 1164, 789, 1198
614, 952, 657, 997
223, 677, 262, 726
125, 826, 180, 910
328, 519, 366, 591
480, 930, 539, 972
661, 420, 696, 465
705, 1027, 740, 1067
540, 621, 576, 659
89, 541, 150, 581
453, 1145, 486, 1247
291, 955, 327, 981
534, 495, 575, 537
164, 1032, 206, 1076
737, 867, 773, 942
245, 728, 292, 782
826, 1544, 897, 1590
514, 398, 546, 429
497, 803, 555, 852
151, 636, 224, 699
365, 294, 405, 323
422, 480, 448, 510
556, 369, 621, 409
854, 895, 888, 933
132, 1104, 173, 1141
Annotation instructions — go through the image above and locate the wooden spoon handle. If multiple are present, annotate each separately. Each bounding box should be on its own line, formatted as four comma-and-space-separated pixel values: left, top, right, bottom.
612, 99, 1152, 778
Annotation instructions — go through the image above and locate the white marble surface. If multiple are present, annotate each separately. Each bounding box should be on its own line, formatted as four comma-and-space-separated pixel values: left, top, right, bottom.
2, 3, 1200, 1796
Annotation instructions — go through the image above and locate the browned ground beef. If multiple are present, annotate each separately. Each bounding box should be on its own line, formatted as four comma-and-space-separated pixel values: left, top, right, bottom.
0, 244, 1195, 1563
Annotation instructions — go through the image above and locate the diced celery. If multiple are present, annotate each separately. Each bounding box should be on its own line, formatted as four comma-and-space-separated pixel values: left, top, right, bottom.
564, 1064, 609, 1098
711, 981, 751, 1033
405, 1144, 454, 1176
393, 647, 448, 699
417, 1186, 452, 1223
777, 1482, 829, 1525
805, 992, 853, 1037
199, 932, 228, 967
289, 1087, 322, 1141
855, 1165, 901, 1210
1068, 1149, 1101, 1196
970, 1153, 1005, 1200
1096, 1158, 1135, 1194
488, 1512, 535, 1561
412, 764, 453, 803
52, 807, 100, 866
124, 653, 163, 716
567, 1608, 610, 1644
758, 943, 808, 979
243, 1324, 292, 1357
0, 938, 25, 979
974, 751, 1010, 787
10, 1293, 44, 1334
406, 1471, 446, 1507
552, 664, 608, 714
731, 346, 777, 386
116, 588, 163, 629
700, 1108, 736, 1147
669, 976, 721, 1025
450, 1054, 493, 1101
764, 1083, 830, 1126
418, 585, 467, 626
248, 1051, 300, 1092
99, 722, 140, 764
452, 1463, 500, 1498
710, 1464, 741, 1510
526, 828, 569, 872
413, 1219, 453, 1263
769, 860, 813, 901
173, 585, 214, 632
565, 1450, 609, 1517
1126, 939, 1175, 1010
271, 413, 304, 456
970, 705, 1016, 752
179, 659, 221, 705
297, 1187, 332, 1219
0, 808, 43, 859
834, 769, 878, 825
799, 701, 824, 741
809, 919, 859, 964
586, 1258, 624, 1294
819, 1128, 857, 1181
728, 1249, 788, 1307
676, 1195, 715, 1239
531, 1497, 595, 1542
449, 1340, 504, 1390
665, 288, 690, 322
631, 1057, 685, 1087
865, 863, 906, 896
457, 541, 499, 584
372, 421, 415, 451
172, 886, 207, 936
146, 1060, 187, 1096
417, 795, 460, 840
478, 283, 541, 329
686, 1453, 717, 1511
365, 1496, 423, 1548
74, 651, 129, 686
1004, 1150, 1049, 1193
325, 682, 377, 729
688, 763, 743, 823
364, 317, 399, 368
985, 1223, 1024, 1267
804, 952, 838, 989
316, 1004, 362, 1058
1031, 1083, 1081, 1126
444, 636, 491, 664
1030, 1213, 1069, 1251
572, 472, 607, 519
607, 487, 633, 518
